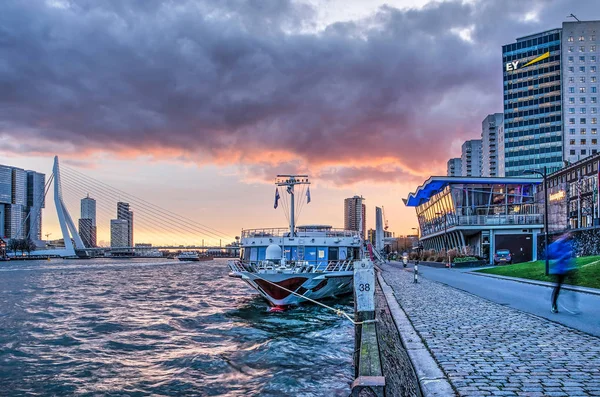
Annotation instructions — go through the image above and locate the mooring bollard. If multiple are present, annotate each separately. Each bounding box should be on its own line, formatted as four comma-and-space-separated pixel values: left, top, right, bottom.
414, 261, 419, 283
351, 258, 384, 397
353, 258, 375, 376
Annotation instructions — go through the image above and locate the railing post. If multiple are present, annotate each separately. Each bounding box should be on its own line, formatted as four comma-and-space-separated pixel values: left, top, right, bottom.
351, 258, 384, 397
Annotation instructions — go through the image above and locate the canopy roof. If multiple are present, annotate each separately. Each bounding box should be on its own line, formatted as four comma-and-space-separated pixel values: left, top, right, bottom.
403, 176, 543, 207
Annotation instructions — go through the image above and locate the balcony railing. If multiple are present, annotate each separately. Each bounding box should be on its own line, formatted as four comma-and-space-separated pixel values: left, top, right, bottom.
456, 214, 543, 226
420, 214, 543, 237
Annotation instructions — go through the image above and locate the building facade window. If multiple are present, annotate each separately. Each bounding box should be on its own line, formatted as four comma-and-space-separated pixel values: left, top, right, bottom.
581, 128, 587, 134
569, 108, 575, 114
580, 97, 586, 104
580, 87, 587, 93
581, 118, 587, 124
569, 128, 576, 135
581, 108, 587, 114
570, 97, 575, 104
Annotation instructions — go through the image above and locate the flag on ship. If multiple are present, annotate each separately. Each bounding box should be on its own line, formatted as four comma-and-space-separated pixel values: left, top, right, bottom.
274, 188, 280, 209
306, 187, 311, 204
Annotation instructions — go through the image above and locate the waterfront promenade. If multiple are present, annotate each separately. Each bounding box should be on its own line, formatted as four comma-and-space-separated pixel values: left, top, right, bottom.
379, 262, 600, 397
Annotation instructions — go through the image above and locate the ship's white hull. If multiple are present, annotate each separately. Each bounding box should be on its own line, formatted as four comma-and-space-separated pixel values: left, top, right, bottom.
232, 271, 353, 306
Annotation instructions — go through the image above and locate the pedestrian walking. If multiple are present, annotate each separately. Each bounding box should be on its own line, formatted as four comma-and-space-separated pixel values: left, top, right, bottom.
548, 232, 576, 313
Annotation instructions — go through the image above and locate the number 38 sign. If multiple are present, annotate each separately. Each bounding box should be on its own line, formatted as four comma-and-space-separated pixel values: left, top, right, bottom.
354, 259, 375, 312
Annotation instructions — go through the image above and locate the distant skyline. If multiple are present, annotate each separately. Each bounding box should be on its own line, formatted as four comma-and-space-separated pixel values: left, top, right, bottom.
1, 0, 599, 241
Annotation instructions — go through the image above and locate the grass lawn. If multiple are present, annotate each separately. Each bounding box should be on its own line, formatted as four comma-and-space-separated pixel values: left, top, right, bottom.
475, 256, 600, 290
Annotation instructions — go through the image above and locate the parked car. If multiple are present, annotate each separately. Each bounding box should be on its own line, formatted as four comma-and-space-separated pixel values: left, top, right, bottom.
493, 249, 512, 265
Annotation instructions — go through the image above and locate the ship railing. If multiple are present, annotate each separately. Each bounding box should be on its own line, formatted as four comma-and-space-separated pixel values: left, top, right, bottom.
229, 259, 354, 273
241, 228, 359, 238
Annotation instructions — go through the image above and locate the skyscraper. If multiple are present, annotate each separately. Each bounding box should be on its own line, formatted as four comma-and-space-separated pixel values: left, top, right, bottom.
502, 29, 563, 176
79, 218, 97, 248
110, 219, 129, 248
562, 21, 600, 164
344, 196, 365, 238
447, 158, 462, 176
26, 171, 45, 241
0, 164, 45, 240
79, 194, 97, 247
481, 113, 505, 177
503, 22, 600, 175
461, 139, 482, 177
117, 202, 134, 247
81, 194, 96, 226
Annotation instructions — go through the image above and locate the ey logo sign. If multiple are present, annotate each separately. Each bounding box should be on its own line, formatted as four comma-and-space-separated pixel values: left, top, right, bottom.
505, 51, 550, 72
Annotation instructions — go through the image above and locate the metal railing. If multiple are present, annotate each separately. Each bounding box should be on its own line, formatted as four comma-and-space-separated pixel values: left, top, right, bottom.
229, 259, 354, 273
241, 228, 359, 238
456, 214, 543, 226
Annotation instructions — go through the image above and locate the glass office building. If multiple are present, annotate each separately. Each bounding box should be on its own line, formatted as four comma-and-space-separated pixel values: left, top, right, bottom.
503, 29, 563, 176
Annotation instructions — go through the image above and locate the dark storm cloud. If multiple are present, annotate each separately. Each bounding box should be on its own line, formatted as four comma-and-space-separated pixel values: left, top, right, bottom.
0, 0, 598, 185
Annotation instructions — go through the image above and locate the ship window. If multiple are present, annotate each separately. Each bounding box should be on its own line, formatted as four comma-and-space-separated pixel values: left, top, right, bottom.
317, 247, 329, 270
328, 247, 339, 261
242, 248, 250, 260
257, 247, 267, 261
339, 247, 348, 260
250, 247, 258, 261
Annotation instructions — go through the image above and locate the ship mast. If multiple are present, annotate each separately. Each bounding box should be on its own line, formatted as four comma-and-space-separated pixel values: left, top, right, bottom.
276, 175, 310, 236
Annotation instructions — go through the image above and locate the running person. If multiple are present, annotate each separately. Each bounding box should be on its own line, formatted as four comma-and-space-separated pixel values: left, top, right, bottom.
548, 233, 576, 313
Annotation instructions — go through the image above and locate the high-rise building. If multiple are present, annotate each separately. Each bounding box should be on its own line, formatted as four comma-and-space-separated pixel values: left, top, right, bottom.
79, 218, 97, 248
79, 194, 97, 248
26, 171, 45, 241
81, 194, 96, 226
461, 139, 482, 176
0, 164, 45, 240
117, 202, 134, 247
562, 21, 600, 164
110, 219, 129, 248
447, 158, 462, 176
481, 113, 505, 177
344, 196, 365, 238
502, 29, 563, 177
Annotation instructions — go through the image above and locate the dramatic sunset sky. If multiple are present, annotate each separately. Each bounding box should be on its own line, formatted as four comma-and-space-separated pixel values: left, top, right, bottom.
1, 0, 599, 245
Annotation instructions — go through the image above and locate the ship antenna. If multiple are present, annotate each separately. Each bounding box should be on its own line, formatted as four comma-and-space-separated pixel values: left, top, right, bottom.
276, 175, 310, 237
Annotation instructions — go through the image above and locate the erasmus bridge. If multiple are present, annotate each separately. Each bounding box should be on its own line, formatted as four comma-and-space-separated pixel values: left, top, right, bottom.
33, 156, 237, 258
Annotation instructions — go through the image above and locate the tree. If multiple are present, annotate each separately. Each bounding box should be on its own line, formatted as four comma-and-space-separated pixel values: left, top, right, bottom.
25, 238, 36, 255
7, 239, 18, 256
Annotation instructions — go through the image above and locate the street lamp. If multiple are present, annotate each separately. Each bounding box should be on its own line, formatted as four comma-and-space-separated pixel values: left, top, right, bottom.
522, 166, 549, 275
435, 212, 450, 269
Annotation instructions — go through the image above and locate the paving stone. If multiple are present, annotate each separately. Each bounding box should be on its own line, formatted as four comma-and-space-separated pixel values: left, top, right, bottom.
379, 263, 600, 397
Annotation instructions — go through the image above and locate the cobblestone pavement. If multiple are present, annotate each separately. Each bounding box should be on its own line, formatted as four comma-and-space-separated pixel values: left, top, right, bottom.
380, 262, 600, 397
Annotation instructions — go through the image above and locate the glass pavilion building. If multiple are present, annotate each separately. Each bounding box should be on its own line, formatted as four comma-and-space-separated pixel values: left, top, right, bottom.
405, 177, 544, 264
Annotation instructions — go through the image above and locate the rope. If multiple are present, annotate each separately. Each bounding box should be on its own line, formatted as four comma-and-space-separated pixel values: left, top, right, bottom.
250, 272, 375, 325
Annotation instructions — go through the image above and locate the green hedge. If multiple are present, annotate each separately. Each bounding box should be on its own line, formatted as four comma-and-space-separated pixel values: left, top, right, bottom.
453, 256, 479, 264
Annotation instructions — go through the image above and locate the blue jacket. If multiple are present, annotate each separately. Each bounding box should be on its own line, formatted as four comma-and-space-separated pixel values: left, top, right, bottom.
547, 238, 574, 275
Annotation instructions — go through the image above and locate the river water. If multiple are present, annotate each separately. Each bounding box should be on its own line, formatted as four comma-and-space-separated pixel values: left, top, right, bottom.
0, 258, 353, 396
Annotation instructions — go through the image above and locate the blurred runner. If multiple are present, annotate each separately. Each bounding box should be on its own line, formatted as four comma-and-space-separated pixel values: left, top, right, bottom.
548, 233, 576, 314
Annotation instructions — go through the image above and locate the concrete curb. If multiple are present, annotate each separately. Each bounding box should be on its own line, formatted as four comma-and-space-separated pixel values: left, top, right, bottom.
376, 272, 455, 397
468, 271, 600, 296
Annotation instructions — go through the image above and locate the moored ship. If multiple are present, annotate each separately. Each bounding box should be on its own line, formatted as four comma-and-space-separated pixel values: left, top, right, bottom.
228, 175, 363, 308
